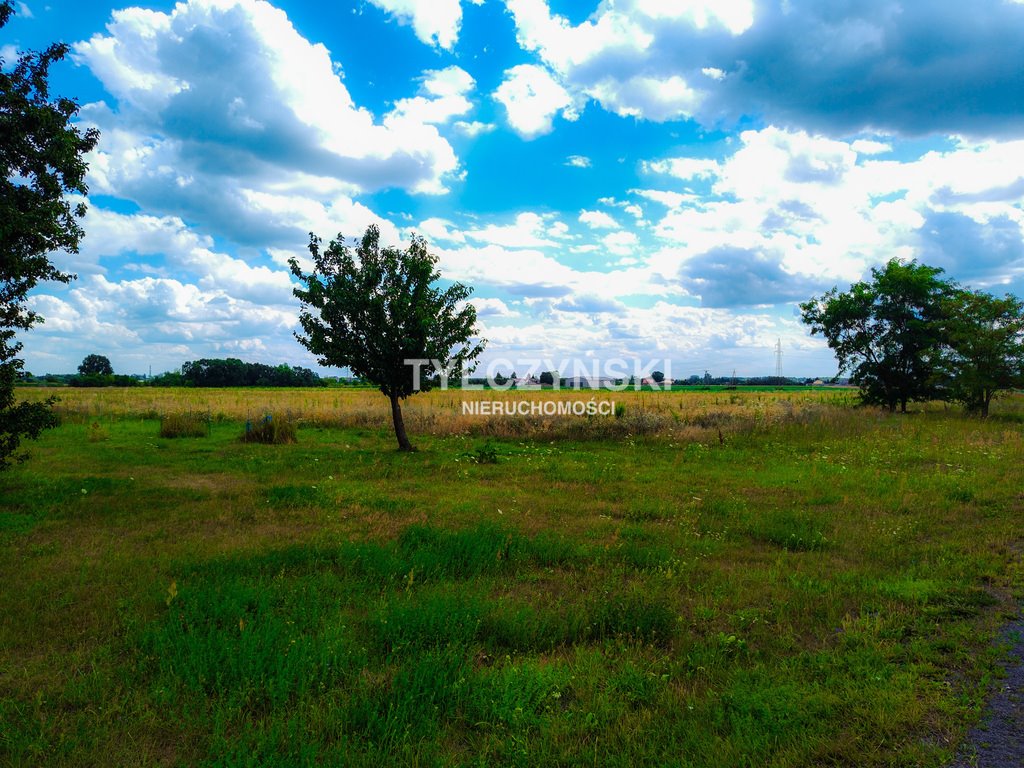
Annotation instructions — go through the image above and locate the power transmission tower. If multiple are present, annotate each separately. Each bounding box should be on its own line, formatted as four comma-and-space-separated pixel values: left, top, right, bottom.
774, 338, 783, 378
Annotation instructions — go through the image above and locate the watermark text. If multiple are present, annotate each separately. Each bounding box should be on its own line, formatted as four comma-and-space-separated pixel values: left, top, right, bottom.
462, 400, 616, 417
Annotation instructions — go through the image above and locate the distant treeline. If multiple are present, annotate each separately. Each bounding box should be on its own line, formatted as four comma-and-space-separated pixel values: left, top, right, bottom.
20, 366, 837, 390
149, 358, 326, 387
683, 376, 825, 387
69, 374, 142, 388
459, 375, 832, 388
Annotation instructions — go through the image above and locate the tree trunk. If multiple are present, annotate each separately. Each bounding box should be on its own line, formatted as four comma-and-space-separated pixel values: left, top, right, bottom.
389, 393, 415, 451
900, 397, 908, 413
981, 392, 991, 418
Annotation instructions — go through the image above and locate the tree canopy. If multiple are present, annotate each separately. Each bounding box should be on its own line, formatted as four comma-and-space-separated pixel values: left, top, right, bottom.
1, 1, 99, 468
78, 354, 113, 376
936, 290, 1024, 416
290, 225, 484, 451
802, 259, 1024, 415
800, 259, 953, 413
178, 358, 325, 388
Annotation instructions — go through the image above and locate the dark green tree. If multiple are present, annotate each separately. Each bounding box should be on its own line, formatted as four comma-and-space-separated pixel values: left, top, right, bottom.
651, 370, 665, 383
937, 290, 1024, 417
148, 370, 184, 387
800, 259, 953, 412
177, 358, 324, 387
290, 225, 484, 451
78, 354, 113, 376
1, 1, 100, 468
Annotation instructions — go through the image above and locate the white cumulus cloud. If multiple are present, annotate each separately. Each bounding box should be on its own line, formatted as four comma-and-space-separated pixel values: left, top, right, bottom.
365, 0, 465, 50
502, 0, 1024, 136
389, 66, 476, 125
73, 0, 463, 247
579, 210, 621, 230
494, 64, 579, 138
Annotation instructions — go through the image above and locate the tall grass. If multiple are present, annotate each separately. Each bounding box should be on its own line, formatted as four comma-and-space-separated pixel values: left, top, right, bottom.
159, 410, 209, 438
21, 385, 876, 442
240, 412, 298, 444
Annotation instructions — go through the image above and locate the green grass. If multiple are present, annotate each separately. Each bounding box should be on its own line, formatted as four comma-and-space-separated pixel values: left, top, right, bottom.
1, 398, 1023, 766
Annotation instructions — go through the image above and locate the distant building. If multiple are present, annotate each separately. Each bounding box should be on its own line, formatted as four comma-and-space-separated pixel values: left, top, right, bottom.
564, 375, 619, 389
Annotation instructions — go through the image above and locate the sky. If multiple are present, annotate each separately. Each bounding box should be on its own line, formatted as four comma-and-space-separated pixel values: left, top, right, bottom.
4, 0, 1024, 378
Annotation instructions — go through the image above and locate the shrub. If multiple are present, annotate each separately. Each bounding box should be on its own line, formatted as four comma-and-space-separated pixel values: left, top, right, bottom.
159, 411, 209, 438
87, 421, 109, 442
241, 413, 297, 444
467, 442, 499, 464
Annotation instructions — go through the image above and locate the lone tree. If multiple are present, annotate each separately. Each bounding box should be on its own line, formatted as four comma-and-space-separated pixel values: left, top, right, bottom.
800, 259, 953, 412
290, 225, 484, 451
1, 1, 99, 468
78, 354, 113, 376
937, 290, 1024, 417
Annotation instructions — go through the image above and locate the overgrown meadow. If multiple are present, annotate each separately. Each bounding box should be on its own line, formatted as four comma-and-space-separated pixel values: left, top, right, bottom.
1, 387, 1022, 766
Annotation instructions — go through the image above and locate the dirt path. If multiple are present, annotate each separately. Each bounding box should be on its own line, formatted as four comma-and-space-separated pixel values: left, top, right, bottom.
949, 616, 1024, 767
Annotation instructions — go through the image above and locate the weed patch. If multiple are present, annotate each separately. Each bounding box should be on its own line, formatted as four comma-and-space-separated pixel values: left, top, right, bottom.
160, 411, 209, 438
241, 413, 297, 444
747, 509, 830, 551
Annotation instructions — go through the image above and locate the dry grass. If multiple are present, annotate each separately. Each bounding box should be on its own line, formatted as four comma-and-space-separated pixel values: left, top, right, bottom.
159, 410, 209, 438
20, 386, 863, 442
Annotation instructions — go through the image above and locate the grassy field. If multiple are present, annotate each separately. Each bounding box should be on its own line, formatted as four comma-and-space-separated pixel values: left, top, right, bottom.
16, 384, 860, 440
1, 388, 1022, 766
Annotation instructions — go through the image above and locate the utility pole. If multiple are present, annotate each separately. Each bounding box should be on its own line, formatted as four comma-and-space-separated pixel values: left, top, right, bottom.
774, 338, 783, 379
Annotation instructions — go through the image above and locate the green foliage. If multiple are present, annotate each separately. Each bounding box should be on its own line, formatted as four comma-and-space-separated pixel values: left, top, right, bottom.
69, 373, 139, 388
77, 354, 113, 376
0, 2, 99, 469
0, 392, 59, 469
801, 259, 953, 412
466, 441, 499, 464
148, 370, 184, 387
180, 358, 325, 387
159, 411, 210, 438
290, 225, 484, 451
241, 413, 297, 444
802, 259, 1024, 416
937, 290, 1024, 416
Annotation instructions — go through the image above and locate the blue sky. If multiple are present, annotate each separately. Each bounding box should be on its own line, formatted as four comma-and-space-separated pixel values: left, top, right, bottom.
4, 0, 1024, 377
